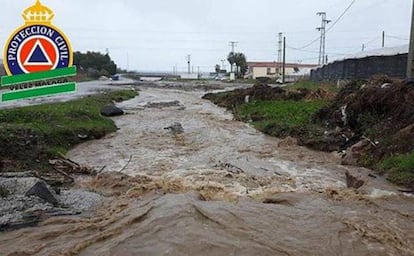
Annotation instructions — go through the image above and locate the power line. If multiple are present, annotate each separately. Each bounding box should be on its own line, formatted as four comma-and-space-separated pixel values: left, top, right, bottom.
363, 36, 381, 46
286, 45, 352, 55
386, 35, 409, 41
290, 0, 357, 50
289, 37, 320, 50
326, 0, 357, 33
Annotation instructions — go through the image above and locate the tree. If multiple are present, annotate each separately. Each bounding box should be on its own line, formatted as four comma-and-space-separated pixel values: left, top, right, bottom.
228, 52, 247, 78
227, 52, 236, 72
74, 51, 117, 78
234, 53, 247, 78
215, 64, 221, 74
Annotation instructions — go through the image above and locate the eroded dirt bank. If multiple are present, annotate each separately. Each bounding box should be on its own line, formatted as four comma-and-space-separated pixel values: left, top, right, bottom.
1, 84, 414, 256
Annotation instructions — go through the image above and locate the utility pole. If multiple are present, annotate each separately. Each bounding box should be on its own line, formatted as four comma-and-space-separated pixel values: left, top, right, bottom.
186, 54, 191, 74
317, 12, 331, 66
229, 41, 238, 53
278, 32, 283, 76
282, 36, 286, 84
407, 0, 414, 80
229, 41, 238, 72
382, 31, 385, 48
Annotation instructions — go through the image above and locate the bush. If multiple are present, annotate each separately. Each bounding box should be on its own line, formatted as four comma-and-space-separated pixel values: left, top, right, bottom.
256, 77, 273, 84
380, 153, 414, 188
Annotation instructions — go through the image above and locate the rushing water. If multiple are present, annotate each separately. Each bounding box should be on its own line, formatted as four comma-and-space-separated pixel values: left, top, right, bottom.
1, 85, 414, 256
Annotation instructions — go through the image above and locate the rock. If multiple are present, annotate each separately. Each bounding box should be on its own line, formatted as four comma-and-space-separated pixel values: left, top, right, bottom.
144, 100, 184, 109
341, 139, 372, 166
345, 171, 365, 189
0, 195, 54, 231
59, 190, 102, 212
164, 122, 184, 134
25, 181, 58, 206
0, 177, 42, 195
100, 105, 124, 117
0, 186, 9, 198
0, 177, 58, 205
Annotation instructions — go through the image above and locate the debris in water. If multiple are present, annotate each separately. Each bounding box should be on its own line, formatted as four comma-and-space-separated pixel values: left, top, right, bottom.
345, 171, 365, 189
164, 122, 184, 134
214, 161, 244, 174
144, 100, 184, 109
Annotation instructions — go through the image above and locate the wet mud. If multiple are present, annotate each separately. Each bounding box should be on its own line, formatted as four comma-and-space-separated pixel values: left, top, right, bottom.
1, 85, 414, 255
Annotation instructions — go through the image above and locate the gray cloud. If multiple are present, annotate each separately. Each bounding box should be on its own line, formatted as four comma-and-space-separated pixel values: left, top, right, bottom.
0, 0, 411, 72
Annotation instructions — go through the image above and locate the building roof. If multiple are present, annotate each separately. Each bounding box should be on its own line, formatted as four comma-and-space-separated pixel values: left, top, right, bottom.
247, 61, 318, 68
336, 44, 408, 62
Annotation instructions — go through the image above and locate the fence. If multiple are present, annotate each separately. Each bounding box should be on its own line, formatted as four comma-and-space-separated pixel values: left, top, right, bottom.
310, 54, 407, 81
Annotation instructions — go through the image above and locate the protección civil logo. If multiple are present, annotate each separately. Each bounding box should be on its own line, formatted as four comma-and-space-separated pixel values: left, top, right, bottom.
1, 0, 77, 102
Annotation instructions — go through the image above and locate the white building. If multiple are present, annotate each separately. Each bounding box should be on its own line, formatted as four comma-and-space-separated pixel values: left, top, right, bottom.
247, 61, 318, 80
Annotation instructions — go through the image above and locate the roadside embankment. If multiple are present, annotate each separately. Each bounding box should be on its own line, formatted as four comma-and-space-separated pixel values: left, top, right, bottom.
203, 78, 414, 189
0, 89, 137, 230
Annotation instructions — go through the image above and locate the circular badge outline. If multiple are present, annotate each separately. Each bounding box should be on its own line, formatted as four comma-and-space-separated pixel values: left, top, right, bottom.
17, 35, 60, 73
3, 23, 73, 76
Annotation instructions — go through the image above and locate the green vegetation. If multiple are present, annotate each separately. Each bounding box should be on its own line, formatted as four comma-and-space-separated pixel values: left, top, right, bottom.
74, 51, 117, 78
237, 100, 328, 137
379, 153, 414, 187
0, 90, 137, 173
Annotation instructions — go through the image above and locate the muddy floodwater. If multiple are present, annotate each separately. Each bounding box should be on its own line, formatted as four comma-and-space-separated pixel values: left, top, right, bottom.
1, 84, 414, 256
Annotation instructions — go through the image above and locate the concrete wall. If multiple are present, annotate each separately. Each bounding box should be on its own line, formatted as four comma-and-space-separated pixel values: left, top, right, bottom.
252, 67, 269, 79
311, 54, 407, 81
180, 73, 199, 80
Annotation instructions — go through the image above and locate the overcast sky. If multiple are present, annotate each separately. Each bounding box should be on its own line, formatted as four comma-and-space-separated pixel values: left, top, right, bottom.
0, 0, 412, 72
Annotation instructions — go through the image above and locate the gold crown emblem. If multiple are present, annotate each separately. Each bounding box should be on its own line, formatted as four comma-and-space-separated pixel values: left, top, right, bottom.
22, 0, 55, 25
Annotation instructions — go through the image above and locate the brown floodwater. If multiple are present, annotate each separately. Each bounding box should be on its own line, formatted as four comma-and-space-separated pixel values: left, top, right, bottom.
1, 85, 414, 256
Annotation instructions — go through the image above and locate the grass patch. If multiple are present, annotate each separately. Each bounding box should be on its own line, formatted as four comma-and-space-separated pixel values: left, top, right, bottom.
237, 100, 328, 137
379, 152, 414, 187
0, 89, 137, 173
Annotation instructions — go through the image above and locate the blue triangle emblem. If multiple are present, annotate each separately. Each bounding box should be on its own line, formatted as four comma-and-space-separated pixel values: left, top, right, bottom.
28, 44, 49, 63
23, 40, 53, 66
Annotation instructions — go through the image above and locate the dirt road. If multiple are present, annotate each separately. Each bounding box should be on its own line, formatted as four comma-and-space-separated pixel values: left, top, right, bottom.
1, 84, 414, 256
